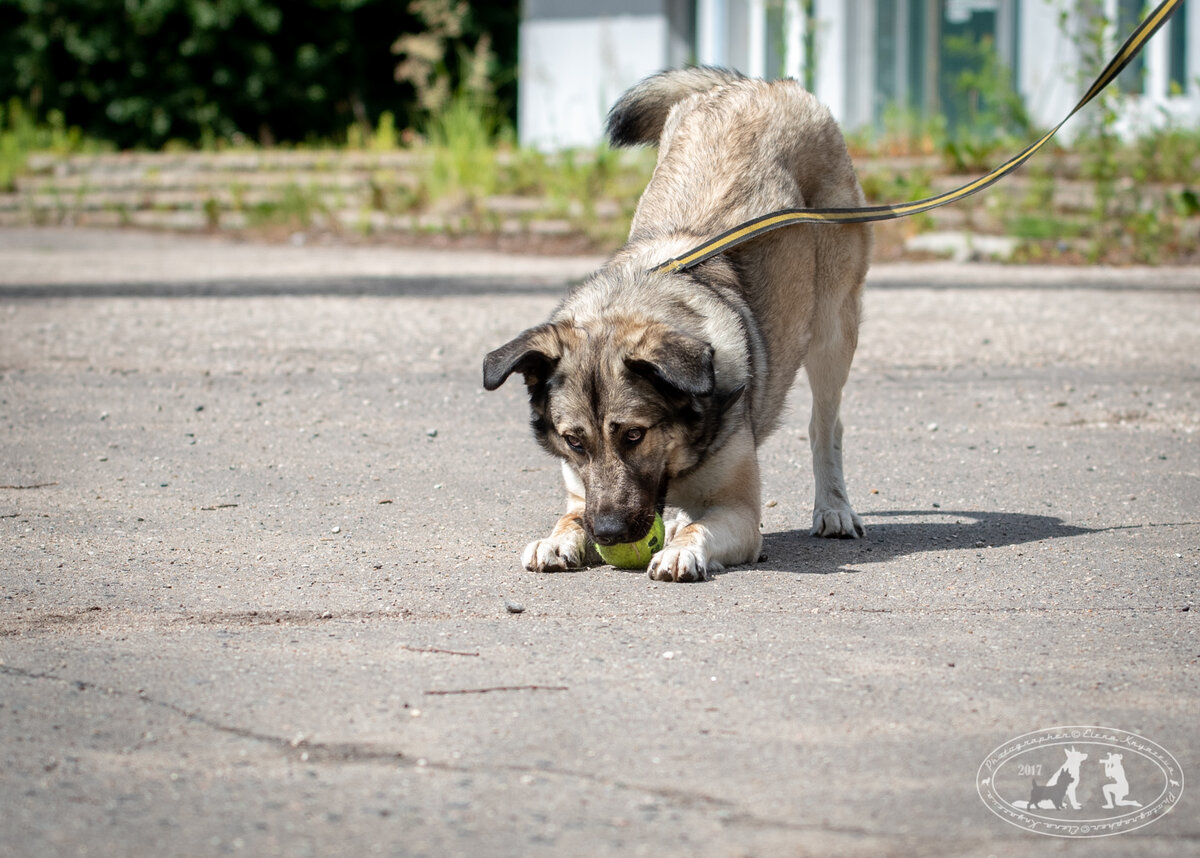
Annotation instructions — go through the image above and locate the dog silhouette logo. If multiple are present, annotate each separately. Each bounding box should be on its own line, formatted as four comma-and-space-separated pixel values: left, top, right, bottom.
977, 727, 1183, 837
1028, 770, 1073, 810
1025, 745, 1087, 811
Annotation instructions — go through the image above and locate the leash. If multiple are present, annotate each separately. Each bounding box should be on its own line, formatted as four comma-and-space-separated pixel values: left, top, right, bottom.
652, 0, 1184, 274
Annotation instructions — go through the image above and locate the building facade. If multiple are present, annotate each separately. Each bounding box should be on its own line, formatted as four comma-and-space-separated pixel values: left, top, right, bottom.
518, 0, 1200, 149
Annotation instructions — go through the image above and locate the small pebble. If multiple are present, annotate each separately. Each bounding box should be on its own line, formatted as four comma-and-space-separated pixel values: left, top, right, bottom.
505, 601, 524, 614
331, 526, 341, 534
425, 428, 438, 438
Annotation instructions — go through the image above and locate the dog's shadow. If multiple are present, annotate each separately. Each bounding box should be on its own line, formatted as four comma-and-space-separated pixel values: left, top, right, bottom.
752, 509, 1096, 575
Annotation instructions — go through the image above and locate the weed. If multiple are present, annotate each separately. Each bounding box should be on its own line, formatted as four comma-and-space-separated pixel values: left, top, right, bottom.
860, 166, 936, 232
245, 182, 325, 230
848, 105, 947, 157
1005, 166, 1061, 239
1130, 123, 1200, 182
942, 34, 1031, 139
203, 196, 221, 229
371, 112, 400, 151
425, 93, 501, 202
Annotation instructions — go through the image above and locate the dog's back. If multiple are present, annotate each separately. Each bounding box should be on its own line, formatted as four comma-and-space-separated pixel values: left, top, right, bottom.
605, 68, 871, 437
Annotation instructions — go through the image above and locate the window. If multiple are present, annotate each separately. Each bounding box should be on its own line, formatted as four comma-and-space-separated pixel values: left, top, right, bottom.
1167, 0, 1188, 93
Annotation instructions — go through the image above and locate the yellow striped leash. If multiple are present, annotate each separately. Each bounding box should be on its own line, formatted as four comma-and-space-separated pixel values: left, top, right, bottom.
652, 0, 1184, 274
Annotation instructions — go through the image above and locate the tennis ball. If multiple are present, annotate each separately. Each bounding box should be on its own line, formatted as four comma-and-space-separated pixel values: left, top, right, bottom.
595, 513, 666, 569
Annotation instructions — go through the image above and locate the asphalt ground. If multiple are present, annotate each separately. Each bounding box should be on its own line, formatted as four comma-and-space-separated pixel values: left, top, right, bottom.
1, 227, 1197, 857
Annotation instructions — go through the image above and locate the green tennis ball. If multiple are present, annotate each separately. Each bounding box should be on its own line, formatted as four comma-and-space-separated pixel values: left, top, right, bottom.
595, 513, 666, 569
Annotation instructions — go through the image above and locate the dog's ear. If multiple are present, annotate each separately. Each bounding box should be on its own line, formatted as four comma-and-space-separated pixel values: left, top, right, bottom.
483, 323, 563, 390
624, 326, 715, 398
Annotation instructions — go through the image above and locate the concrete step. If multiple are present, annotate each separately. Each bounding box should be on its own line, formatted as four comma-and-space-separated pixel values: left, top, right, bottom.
7, 149, 1192, 249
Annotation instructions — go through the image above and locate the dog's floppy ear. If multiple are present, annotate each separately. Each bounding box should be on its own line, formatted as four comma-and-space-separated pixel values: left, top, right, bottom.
624, 326, 715, 398
483, 323, 563, 390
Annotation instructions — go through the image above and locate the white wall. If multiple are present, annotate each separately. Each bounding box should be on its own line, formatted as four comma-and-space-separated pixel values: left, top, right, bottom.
1018, 0, 1082, 136
1112, 0, 1200, 138
1020, 0, 1200, 141
809, 0, 850, 126
519, 15, 671, 150
519, 0, 1200, 150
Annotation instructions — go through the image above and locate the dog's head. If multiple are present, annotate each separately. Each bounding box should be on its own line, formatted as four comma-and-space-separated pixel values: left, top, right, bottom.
484, 316, 739, 545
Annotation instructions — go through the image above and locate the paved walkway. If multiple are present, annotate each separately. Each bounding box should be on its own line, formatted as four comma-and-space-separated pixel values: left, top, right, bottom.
1, 228, 1197, 856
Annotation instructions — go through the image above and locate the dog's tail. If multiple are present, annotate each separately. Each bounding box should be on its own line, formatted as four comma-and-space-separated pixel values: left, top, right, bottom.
606, 66, 745, 148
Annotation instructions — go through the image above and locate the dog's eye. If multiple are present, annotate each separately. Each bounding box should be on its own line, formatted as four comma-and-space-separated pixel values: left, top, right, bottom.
624, 427, 645, 444
563, 434, 585, 452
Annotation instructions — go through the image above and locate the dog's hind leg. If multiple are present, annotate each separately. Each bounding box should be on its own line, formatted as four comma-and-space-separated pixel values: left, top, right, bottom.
806, 289, 864, 539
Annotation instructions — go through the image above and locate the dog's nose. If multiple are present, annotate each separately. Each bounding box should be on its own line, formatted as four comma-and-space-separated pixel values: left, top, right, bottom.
590, 514, 630, 546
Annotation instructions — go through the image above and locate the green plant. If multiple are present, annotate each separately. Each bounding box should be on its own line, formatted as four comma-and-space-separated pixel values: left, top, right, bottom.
1172, 187, 1200, 217
885, 104, 948, 156
0, 99, 100, 190
944, 35, 1031, 137
376, 111, 399, 151
1059, 1, 1121, 258
1129, 123, 1200, 182
203, 196, 221, 229
392, 0, 501, 133
859, 166, 936, 231
425, 92, 501, 202
244, 181, 325, 229
848, 103, 948, 157
0, 99, 33, 190
940, 33, 1032, 171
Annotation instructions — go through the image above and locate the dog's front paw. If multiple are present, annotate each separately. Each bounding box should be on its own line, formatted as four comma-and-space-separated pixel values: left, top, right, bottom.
811, 506, 864, 539
647, 547, 721, 582
521, 535, 584, 573
663, 515, 683, 544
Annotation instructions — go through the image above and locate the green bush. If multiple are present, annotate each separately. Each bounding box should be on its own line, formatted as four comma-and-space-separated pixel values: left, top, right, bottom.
0, 0, 517, 149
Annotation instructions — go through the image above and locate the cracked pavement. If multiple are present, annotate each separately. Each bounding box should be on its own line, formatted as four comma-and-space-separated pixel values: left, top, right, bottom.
1, 227, 1198, 856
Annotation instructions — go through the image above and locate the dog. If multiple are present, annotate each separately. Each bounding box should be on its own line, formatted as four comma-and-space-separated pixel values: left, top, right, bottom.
1101, 753, 1142, 808
483, 67, 872, 581
1049, 746, 1088, 810
1029, 771, 1074, 810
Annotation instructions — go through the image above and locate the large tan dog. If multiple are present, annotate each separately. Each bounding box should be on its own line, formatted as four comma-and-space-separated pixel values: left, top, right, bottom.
484, 67, 871, 581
